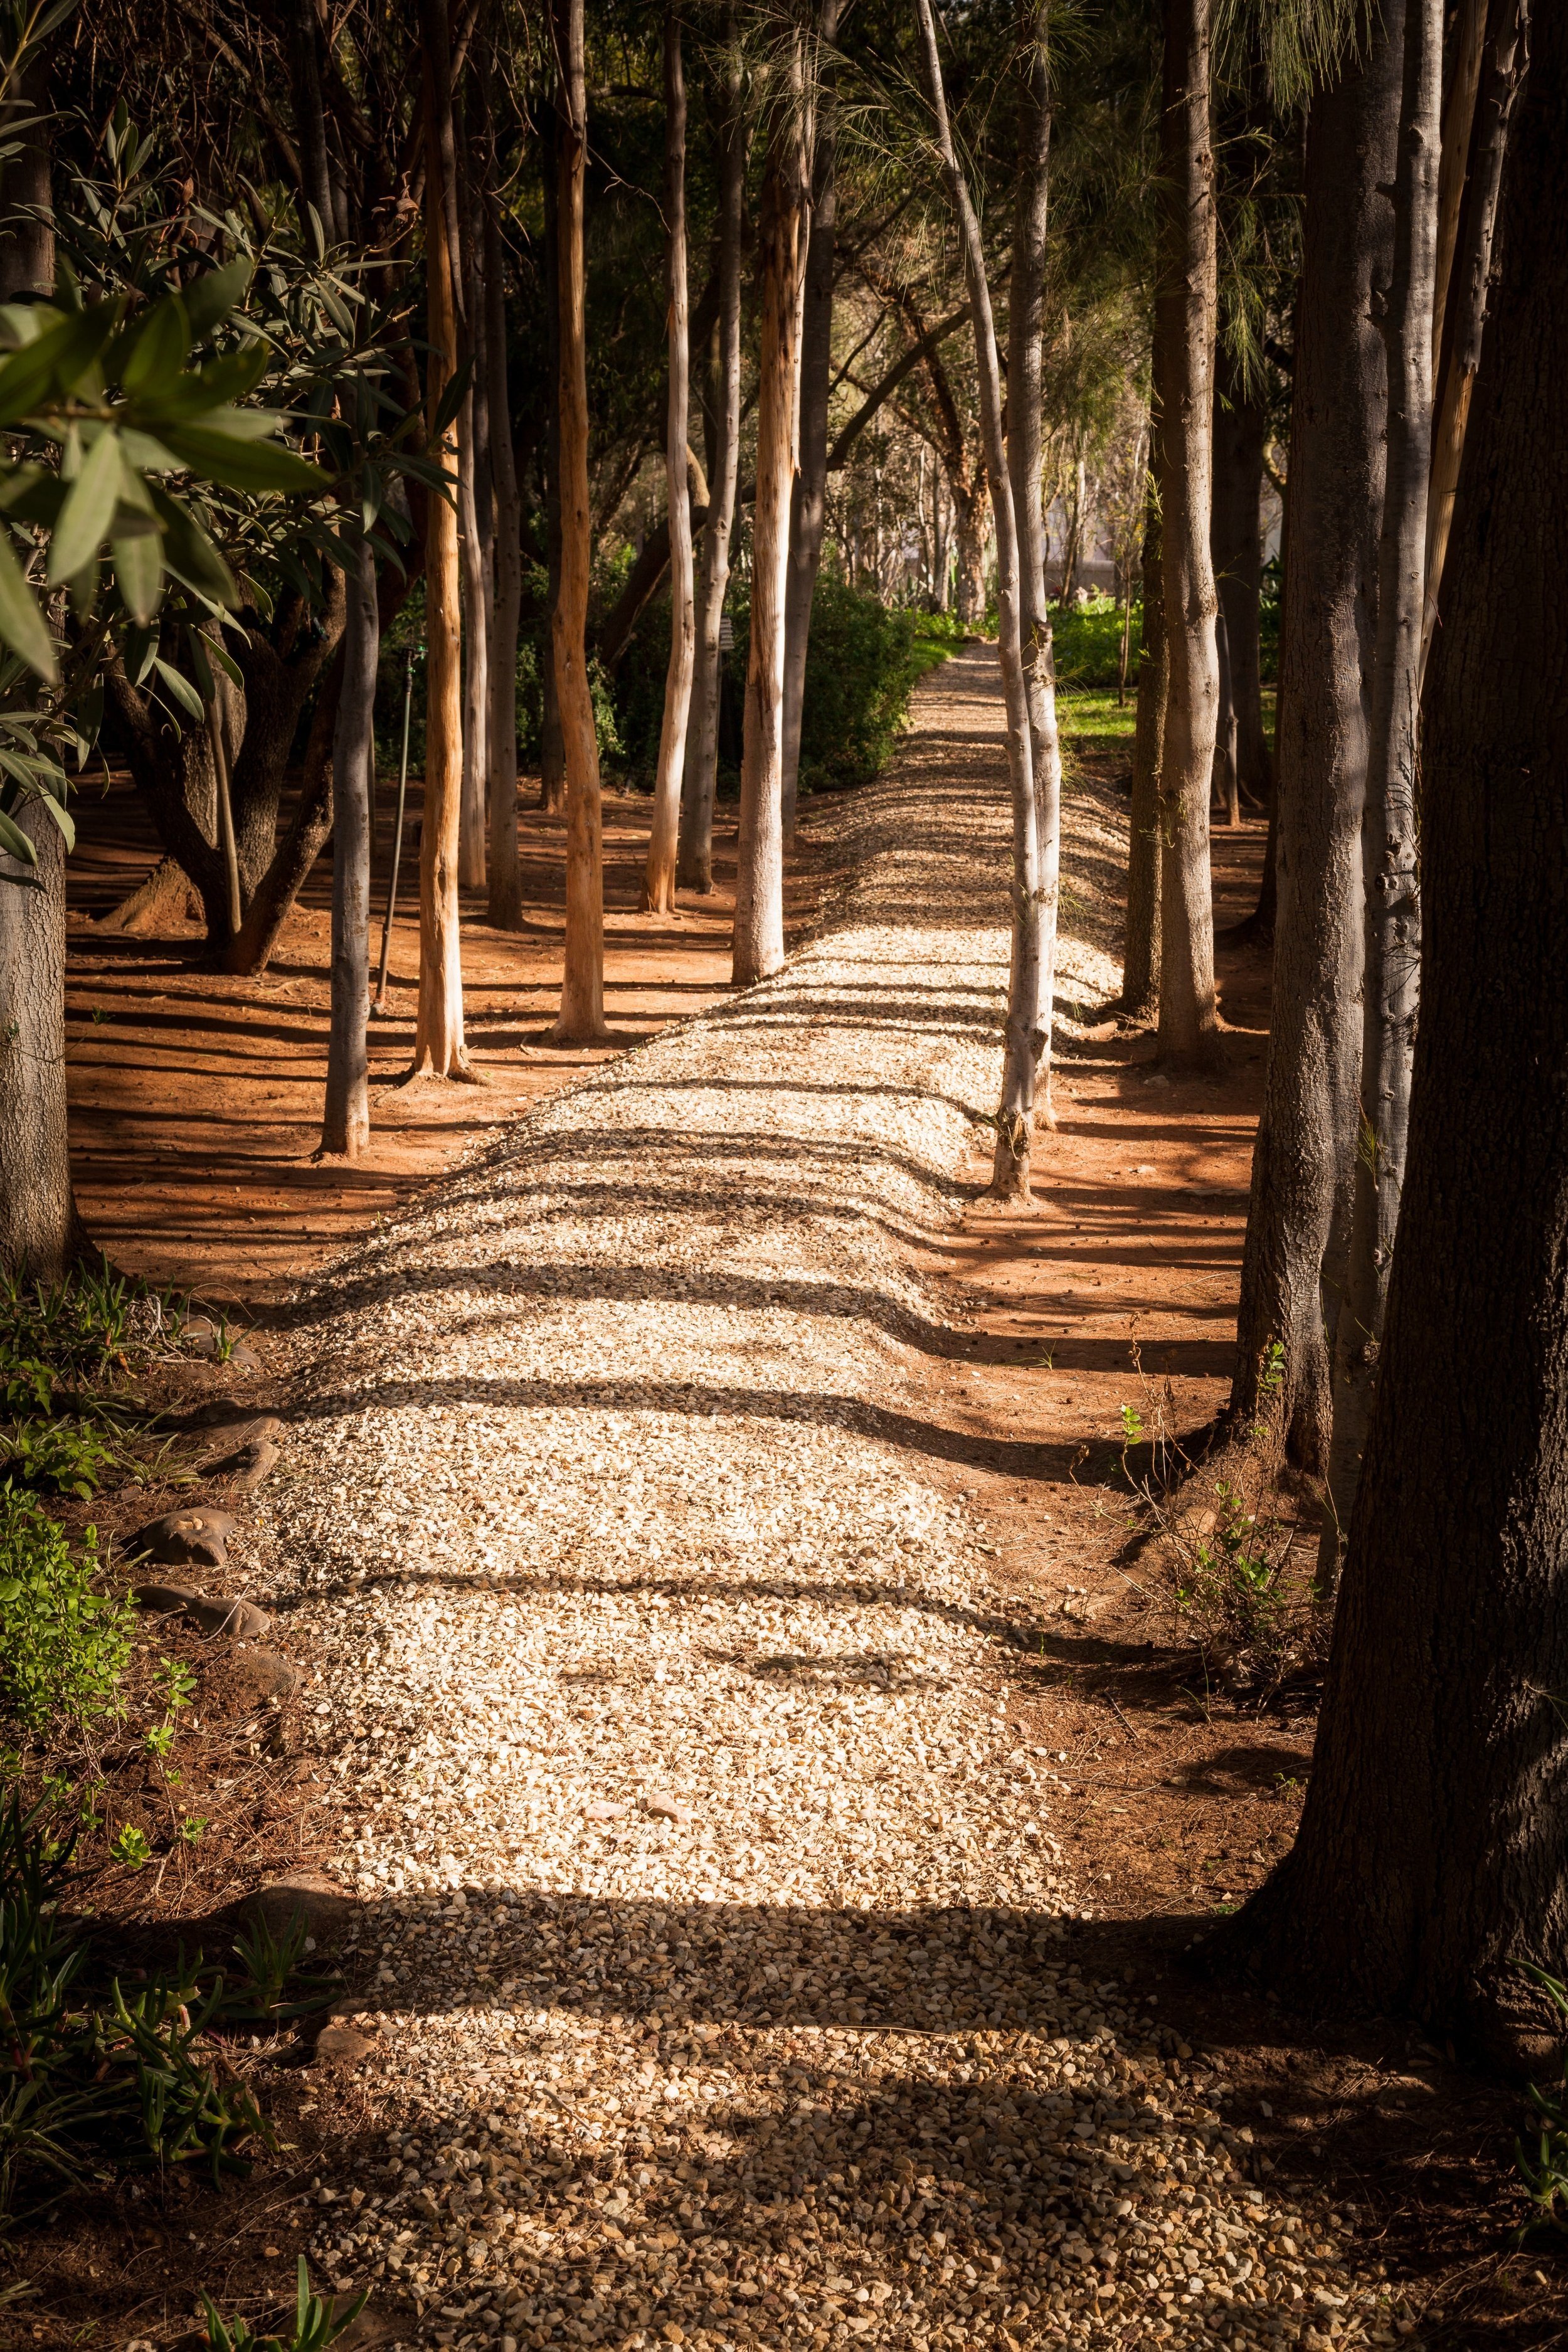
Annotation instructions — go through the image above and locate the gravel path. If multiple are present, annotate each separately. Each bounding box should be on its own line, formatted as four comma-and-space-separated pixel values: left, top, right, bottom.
254, 650, 1393, 2352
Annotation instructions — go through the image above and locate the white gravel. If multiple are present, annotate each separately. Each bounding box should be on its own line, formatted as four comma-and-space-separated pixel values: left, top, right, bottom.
251, 652, 1400, 2351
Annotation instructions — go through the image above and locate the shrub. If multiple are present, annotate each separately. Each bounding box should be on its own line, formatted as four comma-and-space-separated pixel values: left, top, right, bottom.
1051, 593, 1142, 689
0, 1495, 133, 1730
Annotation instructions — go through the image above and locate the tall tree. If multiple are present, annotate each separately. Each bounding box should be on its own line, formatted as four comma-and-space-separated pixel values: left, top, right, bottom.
485, 113, 524, 929
642, 0, 696, 916
1229, 7, 1401, 1465
456, 88, 490, 895
539, 113, 567, 821
1121, 472, 1163, 1018
1231, 0, 1557, 2047
731, 29, 808, 989
319, 524, 378, 1158
779, 0, 844, 844
913, 0, 1044, 1197
1000, 0, 1064, 1187
1153, 0, 1223, 1070
1318, 0, 1441, 1575
0, 804, 81, 1282
549, 0, 607, 1037
1210, 341, 1272, 805
678, 19, 745, 896
411, 0, 472, 1080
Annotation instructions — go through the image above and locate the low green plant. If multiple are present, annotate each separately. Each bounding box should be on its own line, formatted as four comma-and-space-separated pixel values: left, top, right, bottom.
201, 2257, 366, 2352
0, 1495, 134, 1729
1516, 1965, 1568, 2236
0, 1414, 118, 1498
108, 1823, 152, 1868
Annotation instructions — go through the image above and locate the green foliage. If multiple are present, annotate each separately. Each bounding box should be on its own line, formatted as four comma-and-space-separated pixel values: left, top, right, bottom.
1051, 593, 1142, 689
0, 1257, 182, 1394
1515, 1966, 1568, 2236
0, 1795, 270, 2231
0, 1496, 132, 1731
201, 2258, 366, 2352
0, 1414, 115, 1498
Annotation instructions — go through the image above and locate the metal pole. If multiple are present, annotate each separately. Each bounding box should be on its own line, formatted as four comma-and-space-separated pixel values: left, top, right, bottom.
371, 644, 417, 1017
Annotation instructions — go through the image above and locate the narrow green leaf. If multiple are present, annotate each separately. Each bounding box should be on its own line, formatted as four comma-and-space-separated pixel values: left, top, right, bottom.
181, 258, 253, 341
0, 531, 57, 682
118, 293, 191, 395
144, 483, 238, 607
31, 788, 75, 852
0, 807, 38, 866
151, 657, 204, 722
111, 528, 163, 625
48, 426, 121, 583
159, 426, 329, 495
0, 303, 116, 426
208, 638, 245, 691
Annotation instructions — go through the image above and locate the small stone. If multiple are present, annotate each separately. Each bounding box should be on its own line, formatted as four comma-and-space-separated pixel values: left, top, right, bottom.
645, 1794, 694, 1823
229, 1645, 301, 1700
314, 2021, 377, 2066
209, 1436, 282, 1493
128, 1510, 236, 1571
184, 1593, 273, 1639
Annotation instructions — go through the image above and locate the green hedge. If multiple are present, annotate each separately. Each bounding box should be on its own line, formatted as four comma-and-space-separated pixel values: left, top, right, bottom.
1046, 585, 1279, 691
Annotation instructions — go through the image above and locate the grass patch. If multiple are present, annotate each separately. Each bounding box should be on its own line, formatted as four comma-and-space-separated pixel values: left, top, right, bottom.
1057, 686, 1138, 750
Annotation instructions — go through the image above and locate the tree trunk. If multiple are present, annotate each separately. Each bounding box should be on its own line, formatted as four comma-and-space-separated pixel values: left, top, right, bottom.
1318, 0, 1440, 1581
289, 0, 340, 243
539, 114, 566, 819
999, 0, 1063, 1189
549, 0, 606, 1039
485, 144, 524, 930
953, 480, 988, 626
642, 0, 695, 918
1122, 478, 1163, 1019
678, 19, 745, 896
731, 44, 808, 990
1229, 7, 1399, 1466
779, 0, 844, 844
0, 805, 84, 1281
456, 93, 489, 894
1153, 0, 1224, 1072
411, 17, 472, 1079
1420, 0, 1528, 680
1229, 8, 1565, 2050
913, 0, 1041, 1202
1210, 339, 1272, 805
1210, 604, 1239, 825
319, 527, 377, 1158
0, 48, 53, 299
97, 856, 200, 936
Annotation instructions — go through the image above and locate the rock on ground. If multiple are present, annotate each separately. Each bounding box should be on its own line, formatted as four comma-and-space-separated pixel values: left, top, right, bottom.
250, 652, 1396, 2351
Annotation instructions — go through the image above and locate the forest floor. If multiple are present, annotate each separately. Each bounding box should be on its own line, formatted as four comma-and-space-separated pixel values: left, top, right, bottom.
13, 654, 1562, 2351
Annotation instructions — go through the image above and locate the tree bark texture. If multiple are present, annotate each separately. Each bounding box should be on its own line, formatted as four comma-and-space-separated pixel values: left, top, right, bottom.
320, 528, 378, 1158
289, 0, 341, 245
1001, 0, 1063, 1182
1229, 10, 1399, 1463
731, 48, 807, 990
678, 22, 745, 896
539, 115, 566, 819
1123, 480, 1163, 1019
1210, 340, 1272, 805
550, 0, 606, 1037
485, 154, 524, 929
779, 0, 844, 844
913, 0, 1041, 1200
1320, 0, 1440, 1577
1421, 0, 1528, 679
953, 482, 988, 625
413, 37, 470, 1078
454, 77, 489, 894
642, 1, 696, 917
0, 803, 83, 1281
1232, 11, 1567, 2041
1154, 0, 1222, 1071
0, 48, 54, 299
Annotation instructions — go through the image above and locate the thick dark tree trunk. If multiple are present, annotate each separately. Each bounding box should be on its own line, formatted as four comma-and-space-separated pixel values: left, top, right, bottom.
779, 0, 843, 844
1153, 0, 1223, 1071
1228, 11, 1399, 1465
1319, 0, 1441, 1577
679, 23, 745, 896
1210, 341, 1272, 806
319, 529, 378, 1159
1231, 7, 1564, 2053
0, 48, 53, 299
1121, 477, 1163, 1019
0, 805, 85, 1280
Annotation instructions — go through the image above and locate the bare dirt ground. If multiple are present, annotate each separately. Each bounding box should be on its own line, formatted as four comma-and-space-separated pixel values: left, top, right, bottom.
11, 664, 1561, 2350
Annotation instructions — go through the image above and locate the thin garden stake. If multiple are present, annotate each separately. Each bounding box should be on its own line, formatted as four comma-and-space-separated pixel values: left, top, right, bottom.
373, 644, 418, 1018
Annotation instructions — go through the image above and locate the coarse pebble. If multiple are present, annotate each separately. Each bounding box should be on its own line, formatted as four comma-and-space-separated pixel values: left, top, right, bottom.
250, 652, 1404, 2352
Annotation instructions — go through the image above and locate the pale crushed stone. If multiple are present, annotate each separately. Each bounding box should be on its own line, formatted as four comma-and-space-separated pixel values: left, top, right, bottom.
248, 652, 1401, 2352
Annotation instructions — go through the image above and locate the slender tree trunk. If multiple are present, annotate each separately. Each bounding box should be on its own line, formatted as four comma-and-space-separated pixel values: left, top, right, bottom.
1122, 479, 1163, 1019
0, 805, 84, 1280
539, 116, 566, 819
412, 21, 472, 1079
1153, 0, 1223, 1071
1318, 0, 1441, 1581
731, 41, 808, 989
1001, 0, 1063, 1183
1210, 340, 1272, 804
642, 1, 695, 917
780, 0, 844, 844
1229, 7, 1399, 1465
953, 480, 987, 625
913, 0, 1041, 1200
549, 0, 606, 1039
0, 48, 53, 299
1420, 0, 1528, 679
485, 146, 524, 930
457, 97, 490, 894
1229, 9, 1564, 2050
320, 528, 377, 1158
1210, 605, 1239, 824
678, 23, 744, 895
289, 0, 339, 244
